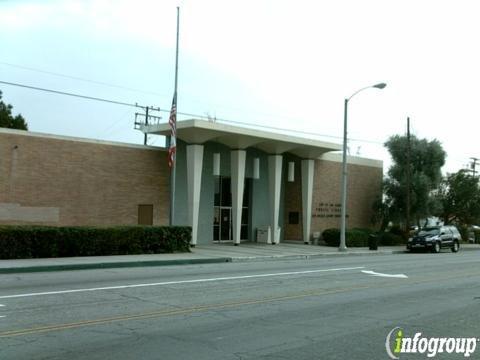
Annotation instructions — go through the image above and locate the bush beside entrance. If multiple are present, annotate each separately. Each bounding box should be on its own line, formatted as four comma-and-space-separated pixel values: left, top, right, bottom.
321, 228, 370, 247
321, 228, 405, 247
0, 225, 191, 259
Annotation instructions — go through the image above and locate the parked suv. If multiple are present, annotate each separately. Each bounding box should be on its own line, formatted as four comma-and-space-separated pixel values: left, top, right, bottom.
407, 226, 460, 253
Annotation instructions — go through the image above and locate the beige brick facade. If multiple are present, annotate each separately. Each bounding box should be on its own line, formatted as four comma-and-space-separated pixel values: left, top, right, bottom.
284, 154, 382, 240
311, 155, 383, 235
0, 129, 170, 226
0, 128, 381, 240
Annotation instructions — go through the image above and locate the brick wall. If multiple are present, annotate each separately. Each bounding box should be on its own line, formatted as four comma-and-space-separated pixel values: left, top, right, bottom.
0, 129, 170, 226
311, 157, 382, 235
283, 154, 382, 240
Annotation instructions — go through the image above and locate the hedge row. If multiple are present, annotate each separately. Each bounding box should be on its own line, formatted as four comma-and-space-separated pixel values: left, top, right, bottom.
0, 225, 191, 259
321, 228, 405, 247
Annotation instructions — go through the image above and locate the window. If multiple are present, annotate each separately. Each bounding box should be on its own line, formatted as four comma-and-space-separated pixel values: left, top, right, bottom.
138, 204, 153, 225
288, 211, 300, 225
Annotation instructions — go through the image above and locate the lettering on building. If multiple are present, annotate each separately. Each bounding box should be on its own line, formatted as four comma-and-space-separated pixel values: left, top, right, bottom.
313, 202, 348, 218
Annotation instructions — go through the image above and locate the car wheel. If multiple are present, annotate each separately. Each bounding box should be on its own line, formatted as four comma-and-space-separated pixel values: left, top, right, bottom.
451, 241, 459, 253
432, 242, 441, 253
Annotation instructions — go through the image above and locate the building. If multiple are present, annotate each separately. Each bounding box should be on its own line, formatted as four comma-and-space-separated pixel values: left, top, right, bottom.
0, 120, 382, 245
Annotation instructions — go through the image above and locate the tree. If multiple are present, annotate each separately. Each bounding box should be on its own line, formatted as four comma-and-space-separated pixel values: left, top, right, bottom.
0, 91, 28, 130
381, 134, 446, 227
435, 169, 480, 225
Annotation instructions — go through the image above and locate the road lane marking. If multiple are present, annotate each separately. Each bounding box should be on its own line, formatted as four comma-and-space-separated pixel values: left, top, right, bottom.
0, 284, 371, 338
0, 266, 365, 300
361, 270, 408, 278
2, 270, 480, 338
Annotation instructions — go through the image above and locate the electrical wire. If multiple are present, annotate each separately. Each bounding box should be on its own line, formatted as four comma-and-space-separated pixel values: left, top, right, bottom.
0, 79, 384, 145
0, 61, 167, 97
0, 80, 139, 108
2, 61, 359, 131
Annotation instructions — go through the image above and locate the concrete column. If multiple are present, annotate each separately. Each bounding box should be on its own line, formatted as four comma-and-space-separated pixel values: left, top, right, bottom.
268, 155, 283, 244
186, 144, 204, 246
231, 150, 246, 245
301, 159, 315, 244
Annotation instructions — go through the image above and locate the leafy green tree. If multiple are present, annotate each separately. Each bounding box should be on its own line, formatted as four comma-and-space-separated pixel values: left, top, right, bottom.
434, 169, 480, 225
0, 91, 28, 130
381, 134, 446, 227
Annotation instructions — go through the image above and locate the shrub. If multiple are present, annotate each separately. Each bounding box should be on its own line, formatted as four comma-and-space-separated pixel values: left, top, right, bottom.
388, 225, 408, 240
321, 227, 407, 246
457, 225, 469, 242
474, 228, 480, 243
378, 231, 405, 246
321, 228, 373, 247
322, 228, 340, 246
0, 225, 191, 259
346, 228, 371, 247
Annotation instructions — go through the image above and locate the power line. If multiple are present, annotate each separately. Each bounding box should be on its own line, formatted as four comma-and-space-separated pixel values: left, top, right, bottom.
0, 61, 166, 97
0, 79, 385, 146
0, 60, 337, 127
0, 80, 141, 108
0, 62, 386, 145
101, 109, 132, 137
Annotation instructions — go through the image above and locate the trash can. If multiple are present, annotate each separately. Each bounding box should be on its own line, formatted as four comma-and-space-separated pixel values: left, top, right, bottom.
368, 234, 378, 251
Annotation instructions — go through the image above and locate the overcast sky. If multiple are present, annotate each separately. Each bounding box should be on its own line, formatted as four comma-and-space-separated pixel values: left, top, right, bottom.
1, 0, 479, 174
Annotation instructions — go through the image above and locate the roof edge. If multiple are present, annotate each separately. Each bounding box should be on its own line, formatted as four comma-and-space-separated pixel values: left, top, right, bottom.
320, 151, 383, 168
0, 127, 166, 151
143, 118, 343, 151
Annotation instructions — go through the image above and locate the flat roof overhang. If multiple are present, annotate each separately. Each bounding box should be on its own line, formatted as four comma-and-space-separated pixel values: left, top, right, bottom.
141, 119, 342, 158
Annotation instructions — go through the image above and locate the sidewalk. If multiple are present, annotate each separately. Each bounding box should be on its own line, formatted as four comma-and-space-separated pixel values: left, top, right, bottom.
0, 242, 478, 274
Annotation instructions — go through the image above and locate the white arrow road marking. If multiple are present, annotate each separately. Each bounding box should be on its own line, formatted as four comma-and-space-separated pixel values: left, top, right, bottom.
362, 270, 408, 279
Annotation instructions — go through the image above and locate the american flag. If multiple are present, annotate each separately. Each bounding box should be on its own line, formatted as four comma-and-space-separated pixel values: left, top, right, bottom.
168, 93, 177, 168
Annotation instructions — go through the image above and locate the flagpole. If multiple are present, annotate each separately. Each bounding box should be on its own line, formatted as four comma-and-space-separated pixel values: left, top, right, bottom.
170, 6, 180, 226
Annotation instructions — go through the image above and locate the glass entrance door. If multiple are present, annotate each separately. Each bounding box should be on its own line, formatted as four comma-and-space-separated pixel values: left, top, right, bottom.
213, 176, 250, 242
220, 207, 232, 240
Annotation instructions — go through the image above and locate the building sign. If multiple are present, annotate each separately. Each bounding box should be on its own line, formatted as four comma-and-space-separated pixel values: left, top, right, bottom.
313, 202, 348, 218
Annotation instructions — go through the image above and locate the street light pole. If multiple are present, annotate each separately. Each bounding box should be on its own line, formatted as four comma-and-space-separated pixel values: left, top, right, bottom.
339, 82, 386, 252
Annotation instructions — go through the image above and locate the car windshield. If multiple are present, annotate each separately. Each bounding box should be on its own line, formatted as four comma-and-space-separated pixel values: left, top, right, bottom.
419, 228, 441, 236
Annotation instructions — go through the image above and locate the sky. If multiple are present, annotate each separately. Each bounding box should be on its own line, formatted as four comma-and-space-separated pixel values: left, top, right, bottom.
1, 0, 479, 174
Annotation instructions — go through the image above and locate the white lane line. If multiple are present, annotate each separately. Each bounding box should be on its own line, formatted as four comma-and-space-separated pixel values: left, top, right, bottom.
361, 270, 408, 279
0, 304, 4, 307
0, 266, 365, 300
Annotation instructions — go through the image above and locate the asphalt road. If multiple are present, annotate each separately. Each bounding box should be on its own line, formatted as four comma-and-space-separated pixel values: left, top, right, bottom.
1, 250, 480, 360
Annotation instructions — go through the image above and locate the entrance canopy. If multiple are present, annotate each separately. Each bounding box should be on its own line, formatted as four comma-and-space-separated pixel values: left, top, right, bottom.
142, 119, 341, 158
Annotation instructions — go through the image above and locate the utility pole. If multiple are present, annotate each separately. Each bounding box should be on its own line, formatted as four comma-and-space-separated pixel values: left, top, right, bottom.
470, 157, 479, 177
406, 117, 411, 233
144, 107, 149, 145
134, 105, 162, 145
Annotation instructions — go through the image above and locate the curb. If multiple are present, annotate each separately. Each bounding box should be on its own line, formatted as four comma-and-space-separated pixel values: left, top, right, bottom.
0, 250, 404, 273
0, 257, 232, 274
230, 250, 407, 263
5, 246, 477, 274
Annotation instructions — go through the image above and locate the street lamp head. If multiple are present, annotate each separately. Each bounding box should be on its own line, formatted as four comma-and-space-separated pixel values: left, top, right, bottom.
373, 83, 387, 89
347, 83, 387, 101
